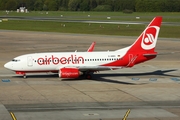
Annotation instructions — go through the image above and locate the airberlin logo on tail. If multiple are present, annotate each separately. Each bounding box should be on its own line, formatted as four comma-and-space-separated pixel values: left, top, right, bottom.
141, 26, 160, 50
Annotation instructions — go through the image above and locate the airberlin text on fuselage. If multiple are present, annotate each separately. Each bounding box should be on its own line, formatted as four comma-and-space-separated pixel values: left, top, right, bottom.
37, 55, 84, 65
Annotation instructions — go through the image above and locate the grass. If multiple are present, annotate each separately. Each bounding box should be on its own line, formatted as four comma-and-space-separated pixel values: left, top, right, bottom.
1, 20, 180, 38
1, 11, 180, 22
1, 11, 180, 16
0, 11, 180, 38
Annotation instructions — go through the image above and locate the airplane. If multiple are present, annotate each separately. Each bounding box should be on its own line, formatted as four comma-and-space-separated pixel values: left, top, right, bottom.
4, 16, 162, 79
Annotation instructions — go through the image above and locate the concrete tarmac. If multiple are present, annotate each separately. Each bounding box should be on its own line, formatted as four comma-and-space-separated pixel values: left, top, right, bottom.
0, 30, 180, 120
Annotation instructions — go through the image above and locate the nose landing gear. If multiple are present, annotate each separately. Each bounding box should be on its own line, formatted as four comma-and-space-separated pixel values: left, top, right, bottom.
23, 74, 27, 79
16, 71, 27, 79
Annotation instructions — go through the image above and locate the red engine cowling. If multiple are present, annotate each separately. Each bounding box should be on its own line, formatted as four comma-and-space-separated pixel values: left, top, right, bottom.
59, 68, 81, 78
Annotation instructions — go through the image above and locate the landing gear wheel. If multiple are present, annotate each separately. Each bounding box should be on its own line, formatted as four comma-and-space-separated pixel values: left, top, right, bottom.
23, 74, 26, 79
86, 74, 92, 79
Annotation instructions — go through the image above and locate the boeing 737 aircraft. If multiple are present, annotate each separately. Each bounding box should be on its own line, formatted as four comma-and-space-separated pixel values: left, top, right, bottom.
4, 16, 162, 79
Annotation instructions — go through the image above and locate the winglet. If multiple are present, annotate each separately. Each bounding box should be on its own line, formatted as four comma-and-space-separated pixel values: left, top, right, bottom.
87, 42, 96, 52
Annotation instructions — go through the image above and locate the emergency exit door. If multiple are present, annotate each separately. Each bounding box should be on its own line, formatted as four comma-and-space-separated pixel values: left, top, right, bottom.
27, 56, 33, 67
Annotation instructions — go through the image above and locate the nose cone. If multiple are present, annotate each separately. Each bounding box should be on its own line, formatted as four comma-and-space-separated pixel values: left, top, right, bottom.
4, 62, 12, 70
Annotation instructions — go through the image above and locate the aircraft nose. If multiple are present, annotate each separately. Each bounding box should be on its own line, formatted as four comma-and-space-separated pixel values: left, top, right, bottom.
4, 62, 12, 70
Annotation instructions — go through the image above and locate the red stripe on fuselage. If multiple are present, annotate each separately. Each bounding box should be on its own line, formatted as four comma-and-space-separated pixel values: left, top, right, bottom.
16, 70, 58, 75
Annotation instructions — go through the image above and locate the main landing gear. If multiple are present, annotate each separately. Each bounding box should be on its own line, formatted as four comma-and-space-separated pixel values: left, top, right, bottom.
82, 71, 93, 79
86, 74, 92, 79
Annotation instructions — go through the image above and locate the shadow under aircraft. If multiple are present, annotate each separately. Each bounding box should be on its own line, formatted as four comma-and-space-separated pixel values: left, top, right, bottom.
63, 69, 179, 84
12, 69, 179, 85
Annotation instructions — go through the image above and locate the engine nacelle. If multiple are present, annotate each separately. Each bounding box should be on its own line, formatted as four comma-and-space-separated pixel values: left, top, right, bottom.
59, 68, 81, 78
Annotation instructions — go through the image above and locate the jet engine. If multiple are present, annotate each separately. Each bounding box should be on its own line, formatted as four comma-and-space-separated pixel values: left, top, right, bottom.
59, 68, 82, 78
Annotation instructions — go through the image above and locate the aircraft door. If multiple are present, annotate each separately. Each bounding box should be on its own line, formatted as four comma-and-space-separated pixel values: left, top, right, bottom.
27, 56, 33, 67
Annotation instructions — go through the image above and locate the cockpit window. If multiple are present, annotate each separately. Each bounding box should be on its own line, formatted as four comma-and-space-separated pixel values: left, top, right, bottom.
12, 59, 20, 62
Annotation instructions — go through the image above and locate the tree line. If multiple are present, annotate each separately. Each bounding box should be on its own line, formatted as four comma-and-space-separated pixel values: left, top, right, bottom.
0, 0, 180, 12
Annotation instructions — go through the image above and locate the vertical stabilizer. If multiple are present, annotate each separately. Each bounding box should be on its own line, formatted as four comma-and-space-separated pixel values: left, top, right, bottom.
129, 17, 162, 53
125, 17, 162, 67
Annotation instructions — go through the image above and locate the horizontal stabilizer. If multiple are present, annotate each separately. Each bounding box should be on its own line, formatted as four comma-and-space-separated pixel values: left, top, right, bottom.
143, 53, 157, 57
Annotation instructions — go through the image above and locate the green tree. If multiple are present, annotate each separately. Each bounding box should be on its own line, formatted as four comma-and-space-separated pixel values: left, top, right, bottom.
95, 0, 113, 10
5, 0, 17, 10
80, 0, 90, 11
93, 5, 112, 11
96, 0, 104, 5
26, 0, 36, 11
60, 0, 69, 10
45, 0, 58, 11
58, 0, 69, 10
144, 0, 155, 12
43, 4, 48, 11
17, 0, 27, 8
68, 0, 80, 11
0, 0, 180, 12
135, 0, 145, 12
114, 0, 135, 11
34, 0, 43, 11
90, 0, 97, 10
164, 0, 180, 12
114, 0, 121, 11
135, 0, 180, 12
0, 0, 9, 10
104, 0, 113, 5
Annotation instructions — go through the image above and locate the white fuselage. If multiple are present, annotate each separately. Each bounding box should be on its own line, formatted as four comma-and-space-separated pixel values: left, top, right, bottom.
4, 47, 129, 72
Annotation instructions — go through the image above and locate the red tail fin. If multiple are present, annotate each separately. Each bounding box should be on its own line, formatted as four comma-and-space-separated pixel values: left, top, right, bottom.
126, 17, 162, 67
129, 16, 162, 53
101, 17, 162, 68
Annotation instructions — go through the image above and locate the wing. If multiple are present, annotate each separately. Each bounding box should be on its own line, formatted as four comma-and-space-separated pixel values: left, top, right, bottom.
58, 65, 123, 72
